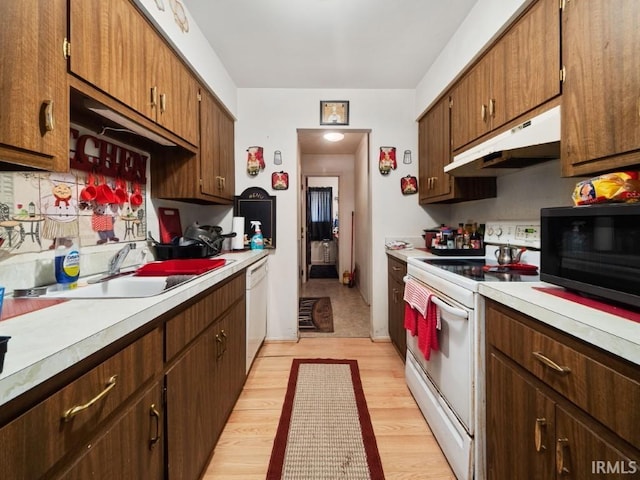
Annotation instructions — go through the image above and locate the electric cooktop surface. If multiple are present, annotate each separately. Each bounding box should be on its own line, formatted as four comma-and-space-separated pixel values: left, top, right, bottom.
420, 258, 541, 282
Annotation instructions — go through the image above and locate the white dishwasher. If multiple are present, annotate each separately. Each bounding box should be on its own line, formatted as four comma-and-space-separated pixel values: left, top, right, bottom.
245, 257, 268, 373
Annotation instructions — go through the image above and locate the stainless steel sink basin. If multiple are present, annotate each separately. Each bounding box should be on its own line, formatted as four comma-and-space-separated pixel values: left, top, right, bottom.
43, 274, 175, 299
37, 258, 234, 299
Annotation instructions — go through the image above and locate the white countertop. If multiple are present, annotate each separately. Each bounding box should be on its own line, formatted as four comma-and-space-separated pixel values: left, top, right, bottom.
479, 282, 640, 366
0, 250, 268, 407
386, 247, 640, 366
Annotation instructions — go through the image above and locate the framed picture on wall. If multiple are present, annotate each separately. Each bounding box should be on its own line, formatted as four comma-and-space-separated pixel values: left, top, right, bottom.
320, 101, 349, 125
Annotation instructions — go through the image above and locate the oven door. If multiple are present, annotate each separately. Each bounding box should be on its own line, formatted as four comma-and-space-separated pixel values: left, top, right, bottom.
404, 276, 474, 434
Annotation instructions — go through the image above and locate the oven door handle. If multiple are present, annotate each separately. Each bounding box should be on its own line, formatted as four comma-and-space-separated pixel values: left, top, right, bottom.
403, 275, 469, 319
430, 296, 469, 319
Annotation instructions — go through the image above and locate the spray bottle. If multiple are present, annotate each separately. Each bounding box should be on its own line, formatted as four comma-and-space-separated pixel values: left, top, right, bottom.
250, 221, 264, 250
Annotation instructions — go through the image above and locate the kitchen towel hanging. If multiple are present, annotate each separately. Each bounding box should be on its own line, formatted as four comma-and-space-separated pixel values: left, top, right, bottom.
403, 277, 440, 360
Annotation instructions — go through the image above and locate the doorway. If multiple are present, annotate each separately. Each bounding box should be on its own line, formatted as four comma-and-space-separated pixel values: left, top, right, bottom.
306, 180, 339, 280
297, 128, 371, 338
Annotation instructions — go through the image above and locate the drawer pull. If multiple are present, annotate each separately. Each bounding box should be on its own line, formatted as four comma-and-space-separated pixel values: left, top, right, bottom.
532, 352, 571, 375
62, 375, 118, 422
149, 403, 161, 449
556, 438, 570, 475
534, 417, 547, 452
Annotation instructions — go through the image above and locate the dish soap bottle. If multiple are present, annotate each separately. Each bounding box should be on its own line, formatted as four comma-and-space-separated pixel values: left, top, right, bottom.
250, 221, 264, 250
54, 237, 80, 289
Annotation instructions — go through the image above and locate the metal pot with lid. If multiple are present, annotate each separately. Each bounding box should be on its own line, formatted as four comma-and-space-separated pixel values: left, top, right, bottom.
183, 223, 236, 255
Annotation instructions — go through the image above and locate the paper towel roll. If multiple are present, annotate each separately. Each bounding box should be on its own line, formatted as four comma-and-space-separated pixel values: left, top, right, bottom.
232, 216, 245, 250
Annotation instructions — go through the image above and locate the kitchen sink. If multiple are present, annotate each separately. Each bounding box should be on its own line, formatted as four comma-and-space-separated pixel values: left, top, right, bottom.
35, 258, 233, 299
43, 274, 175, 299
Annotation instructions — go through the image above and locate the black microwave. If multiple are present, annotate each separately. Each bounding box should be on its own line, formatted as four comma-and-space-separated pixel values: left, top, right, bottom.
541, 204, 640, 309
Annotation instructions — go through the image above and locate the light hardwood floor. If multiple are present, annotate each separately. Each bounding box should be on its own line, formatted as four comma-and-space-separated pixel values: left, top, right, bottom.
203, 338, 455, 479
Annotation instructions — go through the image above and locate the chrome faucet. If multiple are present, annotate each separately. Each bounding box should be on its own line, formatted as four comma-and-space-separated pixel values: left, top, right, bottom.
107, 243, 135, 276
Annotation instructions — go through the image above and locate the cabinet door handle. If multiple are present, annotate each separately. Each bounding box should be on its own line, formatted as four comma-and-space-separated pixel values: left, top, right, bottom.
534, 417, 547, 452
489, 98, 495, 118
150, 86, 158, 108
532, 351, 571, 374
216, 333, 224, 359
392, 266, 403, 272
149, 403, 161, 449
481, 104, 487, 122
62, 375, 118, 422
159, 93, 167, 113
556, 438, 570, 475
43, 100, 54, 131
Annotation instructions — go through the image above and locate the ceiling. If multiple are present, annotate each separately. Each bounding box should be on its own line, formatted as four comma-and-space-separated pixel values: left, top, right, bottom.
182, 0, 477, 154
297, 129, 367, 155
183, 0, 477, 90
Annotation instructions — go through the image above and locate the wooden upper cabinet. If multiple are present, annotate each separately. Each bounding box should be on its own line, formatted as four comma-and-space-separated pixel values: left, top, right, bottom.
152, 87, 235, 204
0, 0, 69, 171
561, 0, 640, 176
151, 36, 200, 146
200, 89, 236, 201
419, 96, 496, 204
419, 97, 452, 203
69, 0, 198, 147
451, 55, 492, 151
451, 0, 560, 152
499, 0, 560, 125
69, 0, 150, 117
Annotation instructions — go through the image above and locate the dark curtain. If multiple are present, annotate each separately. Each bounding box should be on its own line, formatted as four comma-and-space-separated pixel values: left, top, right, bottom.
307, 187, 333, 241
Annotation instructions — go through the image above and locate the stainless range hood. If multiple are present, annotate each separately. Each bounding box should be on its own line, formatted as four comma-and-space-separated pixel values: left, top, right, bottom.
445, 105, 560, 177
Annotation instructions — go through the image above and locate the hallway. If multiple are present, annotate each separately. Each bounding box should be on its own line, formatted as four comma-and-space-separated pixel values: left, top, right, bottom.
203, 338, 455, 479
299, 277, 370, 338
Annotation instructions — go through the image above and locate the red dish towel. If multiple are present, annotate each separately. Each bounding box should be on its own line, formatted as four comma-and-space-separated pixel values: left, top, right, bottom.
403, 278, 440, 360
418, 299, 440, 360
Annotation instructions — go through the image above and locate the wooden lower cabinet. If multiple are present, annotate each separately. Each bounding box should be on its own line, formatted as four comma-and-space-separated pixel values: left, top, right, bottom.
55, 382, 164, 479
165, 275, 246, 480
387, 255, 407, 361
0, 271, 248, 480
486, 300, 640, 479
0, 327, 162, 480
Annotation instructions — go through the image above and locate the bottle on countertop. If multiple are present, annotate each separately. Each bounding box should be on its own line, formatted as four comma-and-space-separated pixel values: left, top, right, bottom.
470, 222, 482, 249
250, 221, 264, 250
54, 236, 80, 289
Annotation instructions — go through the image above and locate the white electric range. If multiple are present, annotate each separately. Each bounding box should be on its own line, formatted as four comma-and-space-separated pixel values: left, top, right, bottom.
404, 221, 541, 480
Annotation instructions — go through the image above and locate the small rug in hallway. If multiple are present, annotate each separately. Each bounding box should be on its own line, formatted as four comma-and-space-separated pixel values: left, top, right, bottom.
298, 297, 334, 332
309, 264, 339, 279
266, 359, 385, 480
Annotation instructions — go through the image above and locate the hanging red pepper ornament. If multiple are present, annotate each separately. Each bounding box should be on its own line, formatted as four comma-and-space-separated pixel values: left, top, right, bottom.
379, 146, 397, 175
246, 146, 265, 176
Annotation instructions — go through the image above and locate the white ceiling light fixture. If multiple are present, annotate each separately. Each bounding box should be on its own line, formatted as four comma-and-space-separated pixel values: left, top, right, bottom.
323, 132, 344, 142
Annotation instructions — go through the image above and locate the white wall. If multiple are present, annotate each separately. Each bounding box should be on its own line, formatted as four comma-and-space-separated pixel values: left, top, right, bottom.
449, 160, 587, 222
236, 88, 429, 340
354, 135, 371, 305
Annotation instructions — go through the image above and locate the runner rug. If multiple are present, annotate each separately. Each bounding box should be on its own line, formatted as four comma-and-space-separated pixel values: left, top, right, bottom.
266, 359, 385, 480
298, 297, 334, 332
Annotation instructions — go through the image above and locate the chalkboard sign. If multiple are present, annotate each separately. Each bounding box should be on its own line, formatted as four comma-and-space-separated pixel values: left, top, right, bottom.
234, 187, 276, 248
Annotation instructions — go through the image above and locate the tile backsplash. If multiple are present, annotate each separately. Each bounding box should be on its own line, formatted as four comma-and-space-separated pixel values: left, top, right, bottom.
0, 125, 150, 293
0, 169, 147, 255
